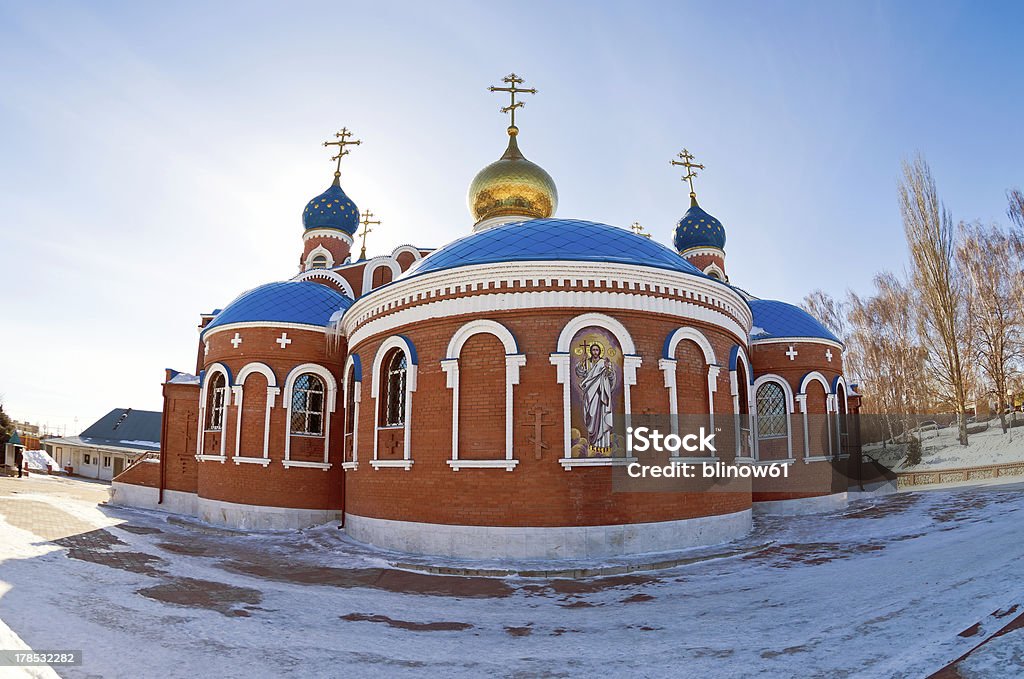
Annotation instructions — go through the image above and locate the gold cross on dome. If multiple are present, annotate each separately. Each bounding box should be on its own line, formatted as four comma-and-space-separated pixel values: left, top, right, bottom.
323, 127, 362, 180
630, 221, 651, 239
357, 209, 380, 260
670, 148, 705, 200
488, 73, 537, 131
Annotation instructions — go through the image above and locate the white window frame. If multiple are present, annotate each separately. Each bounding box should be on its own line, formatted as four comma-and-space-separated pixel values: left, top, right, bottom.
342, 355, 362, 470
441, 319, 526, 472
282, 364, 337, 470
196, 362, 232, 462
752, 374, 795, 461
370, 336, 417, 470
304, 244, 334, 271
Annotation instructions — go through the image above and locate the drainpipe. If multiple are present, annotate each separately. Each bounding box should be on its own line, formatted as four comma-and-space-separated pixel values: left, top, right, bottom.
158, 377, 170, 505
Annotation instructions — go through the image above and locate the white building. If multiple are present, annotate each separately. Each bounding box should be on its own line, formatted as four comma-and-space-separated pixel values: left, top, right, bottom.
44, 408, 161, 481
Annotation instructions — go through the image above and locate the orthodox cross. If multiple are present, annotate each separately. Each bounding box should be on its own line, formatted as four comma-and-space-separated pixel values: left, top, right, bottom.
526, 406, 552, 460
385, 436, 402, 457
670, 148, 704, 201
323, 127, 361, 181
488, 73, 537, 130
358, 210, 381, 260
630, 221, 652, 239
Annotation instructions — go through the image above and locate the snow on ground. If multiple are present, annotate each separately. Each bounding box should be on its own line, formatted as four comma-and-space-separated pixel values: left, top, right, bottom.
868, 418, 1024, 472
1, 476, 1024, 678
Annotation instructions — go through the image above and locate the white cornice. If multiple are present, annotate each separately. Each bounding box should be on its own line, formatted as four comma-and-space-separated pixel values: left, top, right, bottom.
344, 261, 752, 335
680, 246, 726, 258
201, 321, 327, 340
750, 337, 844, 351
303, 228, 354, 245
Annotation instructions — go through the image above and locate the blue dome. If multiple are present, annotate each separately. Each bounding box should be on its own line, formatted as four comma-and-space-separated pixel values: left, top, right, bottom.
400, 218, 709, 279
302, 181, 359, 234
673, 202, 726, 253
204, 281, 353, 335
749, 299, 840, 344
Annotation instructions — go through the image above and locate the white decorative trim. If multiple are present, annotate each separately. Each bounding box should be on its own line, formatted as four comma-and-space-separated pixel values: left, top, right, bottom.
195, 454, 227, 463
390, 245, 423, 263
371, 336, 418, 465
342, 356, 362, 467
559, 457, 638, 470
197, 362, 231, 459
797, 371, 834, 458
282, 363, 337, 468
281, 460, 332, 470
802, 456, 832, 464
703, 263, 727, 280
302, 228, 354, 246
680, 246, 725, 258
661, 326, 719, 438
304, 244, 335, 271
344, 262, 752, 348
233, 456, 272, 467
472, 214, 529, 232
750, 337, 844, 351
234, 362, 279, 463
442, 320, 524, 470
291, 268, 356, 298
447, 459, 520, 471
752, 374, 795, 461
370, 459, 414, 470
361, 257, 403, 294
203, 321, 326, 340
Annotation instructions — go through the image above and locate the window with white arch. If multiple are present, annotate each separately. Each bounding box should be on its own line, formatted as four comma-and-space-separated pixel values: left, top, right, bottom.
310, 254, 329, 269
381, 350, 407, 427
755, 381, 788, 440
290, 374, 326, 436
207, 372, 227, 431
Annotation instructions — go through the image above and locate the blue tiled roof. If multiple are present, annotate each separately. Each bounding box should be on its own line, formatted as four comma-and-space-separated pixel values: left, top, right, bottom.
674, 202, 726, 253
204, 281, 353, 335
749, 299, 840, 344
302, 181, 359, 234
400, 218, 708, 279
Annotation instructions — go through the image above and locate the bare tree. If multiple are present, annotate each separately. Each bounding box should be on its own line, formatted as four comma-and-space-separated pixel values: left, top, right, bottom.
899, 155, 970, 446
957, 222, 1024, 433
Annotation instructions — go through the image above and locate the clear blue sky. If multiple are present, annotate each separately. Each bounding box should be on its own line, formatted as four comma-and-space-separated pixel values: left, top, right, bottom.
1, 1, 1021, 432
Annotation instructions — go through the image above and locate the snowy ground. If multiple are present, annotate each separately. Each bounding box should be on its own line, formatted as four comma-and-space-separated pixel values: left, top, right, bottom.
2, 475, 1024, 678
868, 418, 1024, 472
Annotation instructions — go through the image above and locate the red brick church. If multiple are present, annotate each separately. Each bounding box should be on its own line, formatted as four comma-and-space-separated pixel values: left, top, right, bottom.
113, 76, 861, 559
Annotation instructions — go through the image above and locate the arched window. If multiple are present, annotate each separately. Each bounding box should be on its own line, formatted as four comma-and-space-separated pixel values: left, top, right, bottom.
310, 254, 328, 269
345, 372, 356, 434
756, 381, 787, 440
207, 372, 227, 430
707, 270, 721, 280
290, 374, 326, 435
382, 350, 407, 426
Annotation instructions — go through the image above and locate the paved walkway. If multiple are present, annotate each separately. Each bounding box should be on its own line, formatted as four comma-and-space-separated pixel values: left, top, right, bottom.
1, 475, 1023, 678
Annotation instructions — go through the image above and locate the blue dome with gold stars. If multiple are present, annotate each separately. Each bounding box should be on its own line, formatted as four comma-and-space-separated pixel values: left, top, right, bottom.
673, 201, 726, 253
302, 180, 359, 234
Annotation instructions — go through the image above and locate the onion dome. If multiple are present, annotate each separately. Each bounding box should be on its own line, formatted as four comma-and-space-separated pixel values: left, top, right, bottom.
302, 178, 360, 234
748, 299, 841, 343
673, 196, 726, 254
400, 218, 711, 280
468, 127, 558, 229
203, 281, 353, 336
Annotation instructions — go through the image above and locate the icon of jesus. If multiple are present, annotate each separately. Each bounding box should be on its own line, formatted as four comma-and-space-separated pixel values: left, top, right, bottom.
574, 342, 616, 452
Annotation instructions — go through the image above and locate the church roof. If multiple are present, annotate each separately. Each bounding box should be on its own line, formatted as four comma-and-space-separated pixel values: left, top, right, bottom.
673, 202, 726, 253
748, 299, 841, 344
204, 281, 353, 335
302, 181, 360, 234
400, 218, 709, 279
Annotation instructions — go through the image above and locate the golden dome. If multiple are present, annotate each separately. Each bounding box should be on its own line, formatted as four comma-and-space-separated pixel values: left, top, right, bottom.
468, 127, 558, 225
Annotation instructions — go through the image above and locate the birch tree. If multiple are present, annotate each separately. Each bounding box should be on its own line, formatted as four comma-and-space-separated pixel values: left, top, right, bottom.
898, 155, 969, 445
